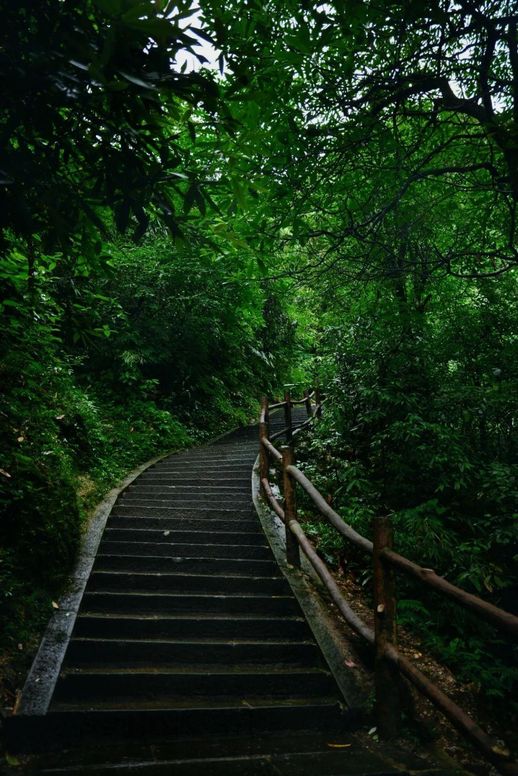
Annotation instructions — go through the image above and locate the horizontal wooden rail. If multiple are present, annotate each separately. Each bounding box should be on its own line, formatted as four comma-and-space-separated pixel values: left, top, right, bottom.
292, 414, 318, 437
287, 465, 374, 555
268, 390, 316, 411
285, 464, 518, 637
261, 436, 282, 464
270, 426, 290, 441
289, 519, 375, 644
383, 548, 518, 638
270, 403, 323, 441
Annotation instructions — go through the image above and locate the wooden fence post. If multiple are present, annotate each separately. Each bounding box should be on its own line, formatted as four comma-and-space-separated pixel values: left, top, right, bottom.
284, 390, 293, 443
373, 515, 401, 738
259, 397, 269, 497
281, 446, 300, 568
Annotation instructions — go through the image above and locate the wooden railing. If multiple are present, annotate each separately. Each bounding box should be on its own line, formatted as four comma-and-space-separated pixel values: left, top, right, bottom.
258, 392, 518, 776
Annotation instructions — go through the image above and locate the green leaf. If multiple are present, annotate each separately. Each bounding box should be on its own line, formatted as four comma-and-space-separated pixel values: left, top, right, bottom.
118, 71, 156, 90
93, 0, 122, 15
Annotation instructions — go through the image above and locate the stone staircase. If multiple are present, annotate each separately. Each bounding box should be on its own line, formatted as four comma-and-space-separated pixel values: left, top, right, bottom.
5, 412, 449, 774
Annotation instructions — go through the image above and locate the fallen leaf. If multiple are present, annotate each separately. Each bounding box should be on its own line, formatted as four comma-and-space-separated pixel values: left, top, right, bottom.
164, 530, 170, 536
368, 727, 377, 736
51, 601, 59, 609
344, 659, 357, 668
17, 643, 23, 651
327, 743, 351, 749
17, 436, 24, 443
492, 743, 511, 757
56, 414, 65, 420
0, 468, 12, 478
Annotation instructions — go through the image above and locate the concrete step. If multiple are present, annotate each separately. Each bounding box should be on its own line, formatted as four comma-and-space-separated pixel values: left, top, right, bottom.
111, 506, 256, 519
126, 484, 251, 495
7, 702, 350, 753
149, 465, 253, 475
163, 444, 257, 455
118, 497, 252, 509
152, 457, 255, 468
126, 492, 252, 503
97, 541, 272, 560
159, 440, 258, 463
52, 668, 337, 706
73, 614, 312, 641
102, 528, 265, 545
29, 728, 419, 775
86, 571, 289, 595
93, 554, 278, 576
63, 638, 322, 670
37, 749, 410, 775
81, 591, 300, 617
138, 475, 251, 485
105, 516, 262, 532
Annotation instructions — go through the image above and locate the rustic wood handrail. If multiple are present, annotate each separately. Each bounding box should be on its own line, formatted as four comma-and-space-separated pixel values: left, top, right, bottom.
287, 464, 518, 638
269, 390, 315, 410
261, 436, 282, 464
257, 392, 518, 776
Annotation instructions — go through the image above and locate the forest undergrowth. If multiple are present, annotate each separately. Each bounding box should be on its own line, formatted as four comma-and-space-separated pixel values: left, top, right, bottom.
0, 238, 298, 710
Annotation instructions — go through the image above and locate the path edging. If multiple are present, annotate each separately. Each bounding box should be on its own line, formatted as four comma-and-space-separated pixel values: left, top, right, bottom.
251, 455, 371, 714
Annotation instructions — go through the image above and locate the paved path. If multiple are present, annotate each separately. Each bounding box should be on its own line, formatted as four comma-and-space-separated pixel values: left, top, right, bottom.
7, 413, 447, 774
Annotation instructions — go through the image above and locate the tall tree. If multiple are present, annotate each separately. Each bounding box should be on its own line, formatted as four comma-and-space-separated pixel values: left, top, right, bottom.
0, 0, 222, 270
200, 0, 518, 277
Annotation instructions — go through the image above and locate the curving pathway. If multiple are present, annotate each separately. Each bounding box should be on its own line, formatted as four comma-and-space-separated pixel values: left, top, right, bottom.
7, 413, 446, 774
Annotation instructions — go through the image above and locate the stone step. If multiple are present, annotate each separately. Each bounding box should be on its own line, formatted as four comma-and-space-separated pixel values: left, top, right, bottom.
164, 444, 257, 454
138, 475, 250, 485
37, 747, 408, 775
52, 668, 337, 706
97, 541, 272, 560
6, 702, 349, 754
127, 484, 250, 495
149, 465, 253, 474
29, 727, 412, 776
118, 497, 252, 509
105, 516, 262, 532
81, 591, 300, 617
86, 571, 288, 595
121, 494, 252, 509
63, 638, 322, 670
102, 528, 265, 545
111, 506, 255, 519
73, 614, 311, 641
93, 554, 278, 576
152, 457, 255, 467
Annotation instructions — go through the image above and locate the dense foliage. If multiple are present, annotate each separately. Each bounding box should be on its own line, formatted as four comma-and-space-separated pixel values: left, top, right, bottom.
1, 0, 516, 741
295, 269, 517, 711
0, 236, 296, 653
